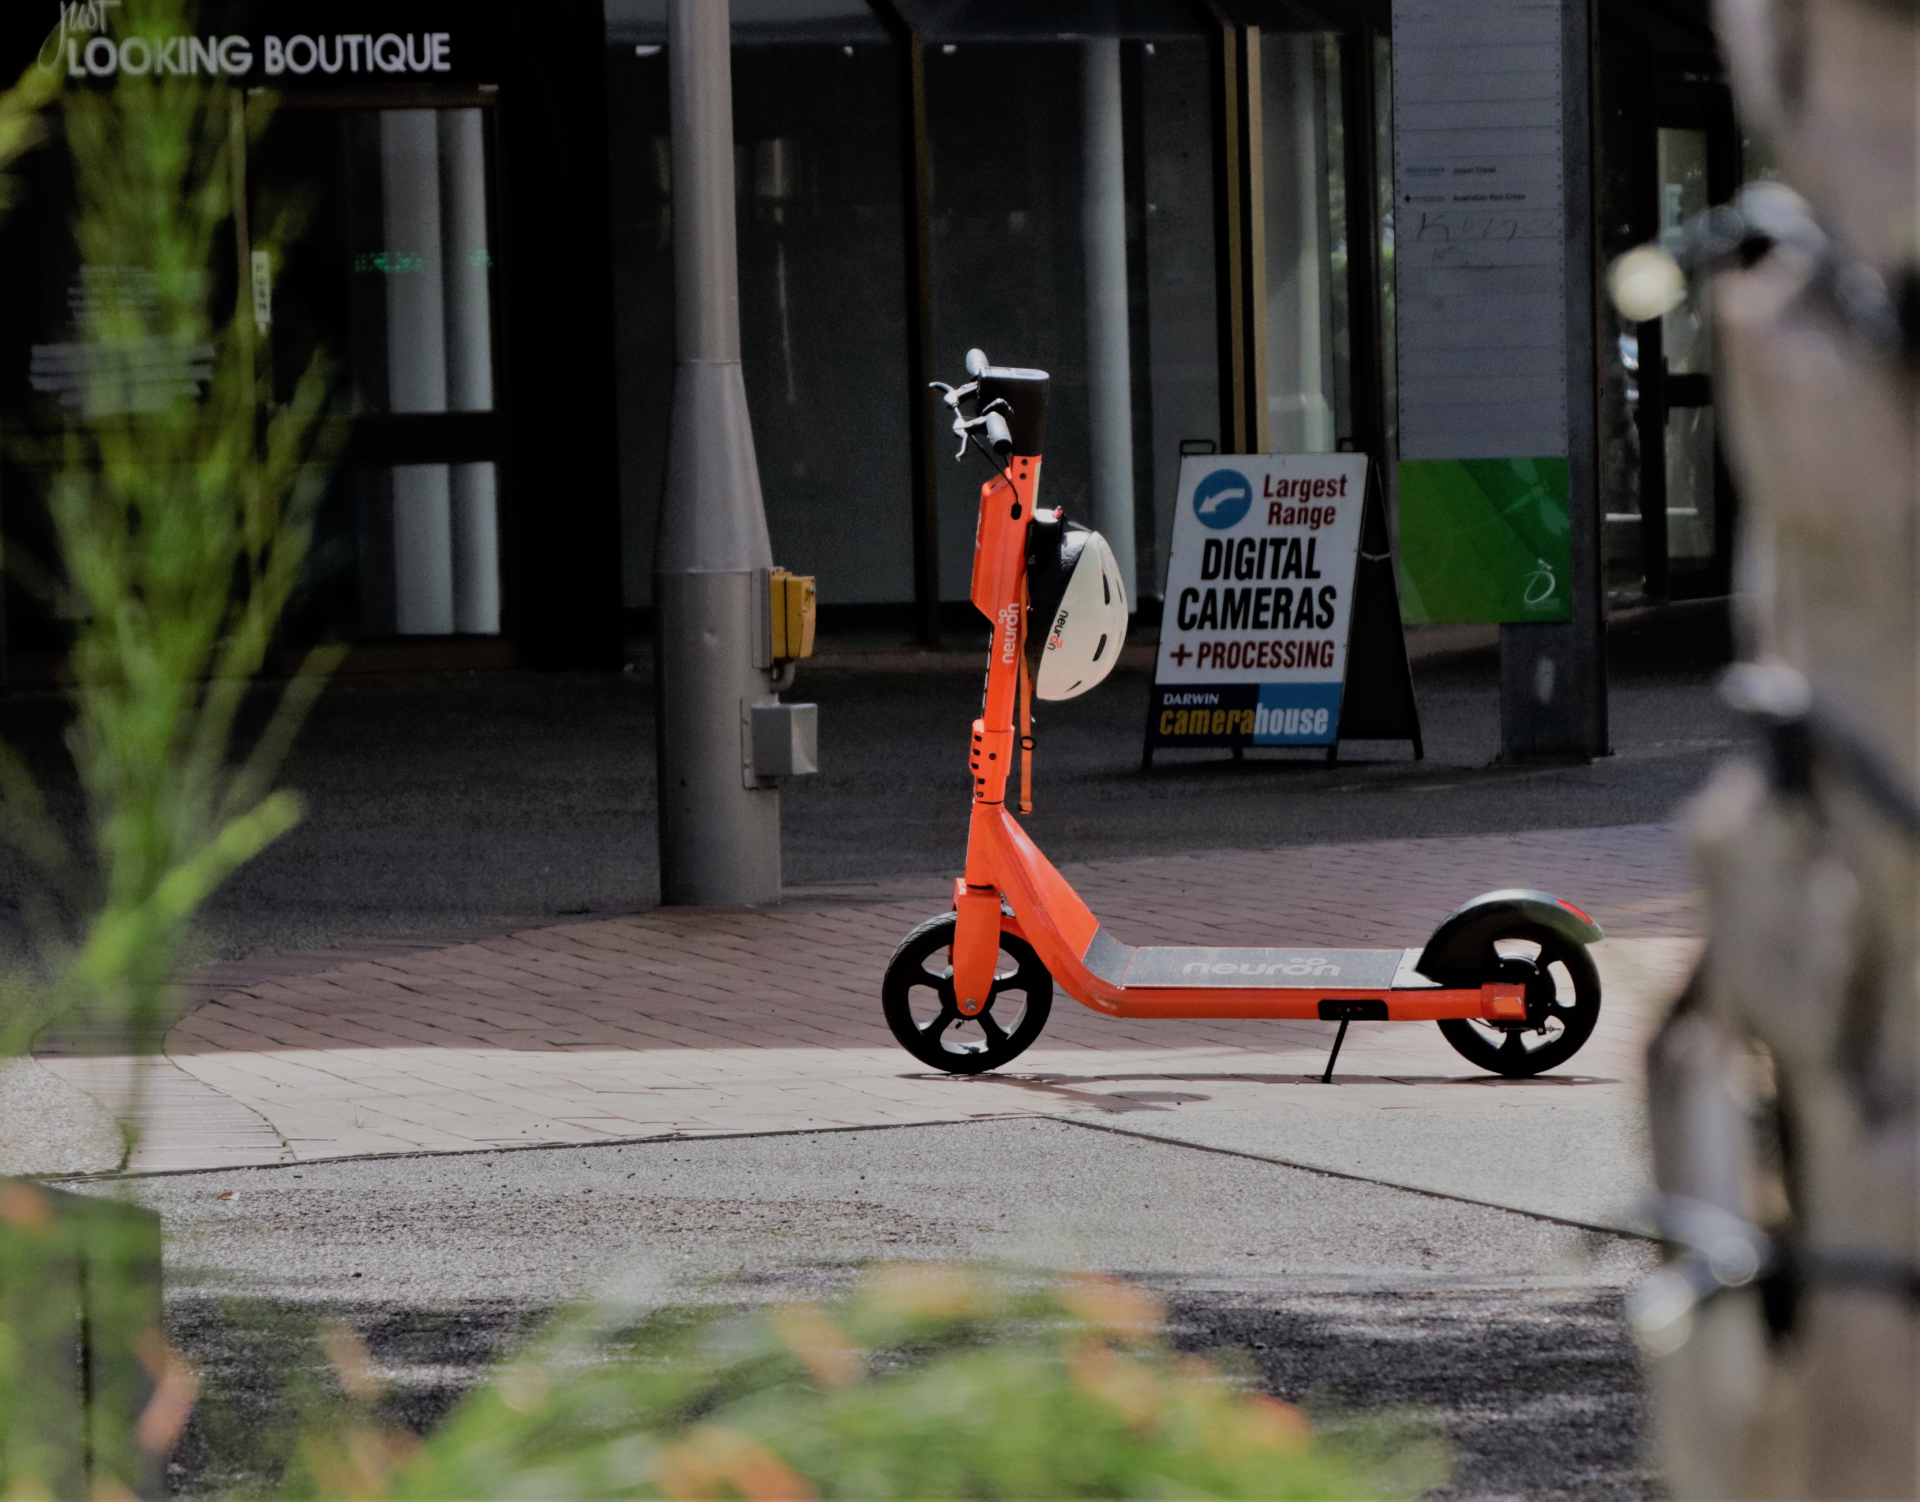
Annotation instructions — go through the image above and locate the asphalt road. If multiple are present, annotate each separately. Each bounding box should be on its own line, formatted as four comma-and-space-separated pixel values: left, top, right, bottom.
112, 1118, 1659, 1501
0, 605, 1741, 963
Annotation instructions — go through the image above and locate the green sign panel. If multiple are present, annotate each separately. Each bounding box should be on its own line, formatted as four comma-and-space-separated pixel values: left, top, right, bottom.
1395, 458, 1571, 624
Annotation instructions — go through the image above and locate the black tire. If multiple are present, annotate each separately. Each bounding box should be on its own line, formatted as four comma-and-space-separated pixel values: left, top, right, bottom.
1436, 924, 1602, 1078
883, 913, 1053, 1075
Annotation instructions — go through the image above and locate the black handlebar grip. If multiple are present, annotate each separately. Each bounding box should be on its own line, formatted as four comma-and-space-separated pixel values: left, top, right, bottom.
965, 348, 989, 377
983, 410, 1013, 457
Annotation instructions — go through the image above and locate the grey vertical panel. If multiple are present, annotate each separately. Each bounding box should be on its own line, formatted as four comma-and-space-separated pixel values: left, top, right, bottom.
1140, 39, 1219, 599
382, 111, 455, 633
381, 111, 449, 412
1501, 0, 1605, 758
439, 108, 494, 413
1391, 0, 1567, 461
1262, 32, 1337, 454
452, 462, 502, 634
439, 108, 500, 633
925, 47, 1092, 601
1084, 38, 1137, 597
391, 464, 456, 634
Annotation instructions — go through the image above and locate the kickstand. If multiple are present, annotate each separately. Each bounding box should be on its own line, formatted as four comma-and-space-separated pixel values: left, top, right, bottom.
1320, 1017, 1351, 1084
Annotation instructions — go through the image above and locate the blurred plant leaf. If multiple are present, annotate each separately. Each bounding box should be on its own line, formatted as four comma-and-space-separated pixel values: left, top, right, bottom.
289, 1266, 1448, 1502
2, 12, 340, 1491
0, 0, 339, 1072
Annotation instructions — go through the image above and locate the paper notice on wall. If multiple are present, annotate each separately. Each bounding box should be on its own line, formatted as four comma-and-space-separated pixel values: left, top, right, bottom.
1391, 0, 1568, 462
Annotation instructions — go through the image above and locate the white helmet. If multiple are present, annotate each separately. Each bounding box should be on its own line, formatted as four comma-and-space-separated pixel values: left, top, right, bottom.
1030, 523, 1129, 700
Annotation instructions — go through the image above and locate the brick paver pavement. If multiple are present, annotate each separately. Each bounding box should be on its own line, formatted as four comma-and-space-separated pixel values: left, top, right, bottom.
44, 824, 1700, 1172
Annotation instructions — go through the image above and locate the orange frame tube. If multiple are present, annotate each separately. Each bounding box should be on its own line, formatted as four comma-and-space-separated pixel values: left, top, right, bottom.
951, 453, 1527, 1028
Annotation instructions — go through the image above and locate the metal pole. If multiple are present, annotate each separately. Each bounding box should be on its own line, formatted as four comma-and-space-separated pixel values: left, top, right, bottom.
656, 0, 782, 905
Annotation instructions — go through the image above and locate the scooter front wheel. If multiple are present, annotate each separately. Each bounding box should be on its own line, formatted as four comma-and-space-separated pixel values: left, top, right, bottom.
883, 913, 1053, 1075
1436, 925, 1601, 1078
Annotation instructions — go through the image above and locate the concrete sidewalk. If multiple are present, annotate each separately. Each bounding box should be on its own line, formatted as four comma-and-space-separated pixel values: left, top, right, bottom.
22, 821, 1697, 1229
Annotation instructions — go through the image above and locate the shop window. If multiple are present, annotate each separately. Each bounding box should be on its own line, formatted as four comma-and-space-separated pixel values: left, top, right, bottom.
604, 0, 910, 610
733, 32, 912, 608
1595, 20, 1740, 608
1654, 125, 1715, 571
925, 32, 1217, 604
1260, 30, 1345, 455
263, 105, 504, 641
1139, 38, 1224, 601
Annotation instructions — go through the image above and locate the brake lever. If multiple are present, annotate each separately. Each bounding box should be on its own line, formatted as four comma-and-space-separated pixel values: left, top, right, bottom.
946, 397, 1012, 461
928, 379, 979, 411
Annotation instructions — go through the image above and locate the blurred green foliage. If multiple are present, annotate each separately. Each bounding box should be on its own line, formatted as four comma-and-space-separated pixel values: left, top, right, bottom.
0, 1179, 172, 1497
0, 3, 337, 1496
289, 1265, 1447, 1502
0, 0, 334, 1076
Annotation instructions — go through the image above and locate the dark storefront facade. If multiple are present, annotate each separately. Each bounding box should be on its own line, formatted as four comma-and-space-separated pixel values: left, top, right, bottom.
607, 1, 1395, 637
0, 0, 1742, 683
0, 0, 622, 679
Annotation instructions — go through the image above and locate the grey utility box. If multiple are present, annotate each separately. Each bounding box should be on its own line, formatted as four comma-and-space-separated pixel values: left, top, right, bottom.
748, 701, 818, 782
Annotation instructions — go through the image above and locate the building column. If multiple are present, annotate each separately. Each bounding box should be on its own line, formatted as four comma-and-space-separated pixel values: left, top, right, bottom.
439, 107, 501, 636
381, 110, 454, 636
1083, 37, 1136, 598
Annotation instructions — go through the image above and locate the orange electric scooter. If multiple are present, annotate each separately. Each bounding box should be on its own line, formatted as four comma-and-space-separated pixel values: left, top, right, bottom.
882, 352, 1606, 1083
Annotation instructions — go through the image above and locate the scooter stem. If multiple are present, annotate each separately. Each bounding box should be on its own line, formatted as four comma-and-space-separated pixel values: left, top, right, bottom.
952, 453, 1042, 1014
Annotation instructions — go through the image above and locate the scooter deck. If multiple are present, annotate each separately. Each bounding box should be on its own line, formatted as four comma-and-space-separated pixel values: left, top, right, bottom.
1082, 933, 1434, 991
1043, 926, 1522, 1022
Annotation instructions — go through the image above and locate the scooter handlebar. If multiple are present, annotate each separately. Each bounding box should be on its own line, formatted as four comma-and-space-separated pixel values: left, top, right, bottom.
933, 351, 1049, 459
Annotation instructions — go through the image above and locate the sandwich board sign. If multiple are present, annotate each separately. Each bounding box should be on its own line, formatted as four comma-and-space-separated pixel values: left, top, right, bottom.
1143, 452, 1420, 765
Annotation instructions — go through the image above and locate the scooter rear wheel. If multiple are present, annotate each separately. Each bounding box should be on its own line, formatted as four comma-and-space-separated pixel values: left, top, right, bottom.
882, 913, 1053, 1075
1436, 925, 1601, 1078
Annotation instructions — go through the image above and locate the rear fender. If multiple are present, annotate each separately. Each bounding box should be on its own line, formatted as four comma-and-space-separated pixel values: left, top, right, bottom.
1415, 889, 1604, 985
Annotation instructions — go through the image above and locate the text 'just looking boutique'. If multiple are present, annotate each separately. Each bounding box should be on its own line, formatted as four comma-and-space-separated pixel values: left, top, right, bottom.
42, 14, 456, 78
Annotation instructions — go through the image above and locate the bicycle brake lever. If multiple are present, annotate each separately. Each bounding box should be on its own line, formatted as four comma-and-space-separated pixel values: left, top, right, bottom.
928, 379, 979, 410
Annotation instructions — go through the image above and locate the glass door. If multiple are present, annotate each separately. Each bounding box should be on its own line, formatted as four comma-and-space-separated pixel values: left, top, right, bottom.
1259, 28, 1344, 455
923, 27, 1219, 607
253, 98, 506, 647
1630, 83, 1737, 600
1249, 21, 1390, 473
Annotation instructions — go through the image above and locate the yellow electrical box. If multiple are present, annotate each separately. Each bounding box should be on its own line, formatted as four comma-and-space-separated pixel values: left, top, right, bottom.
770, 569, 817, 661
